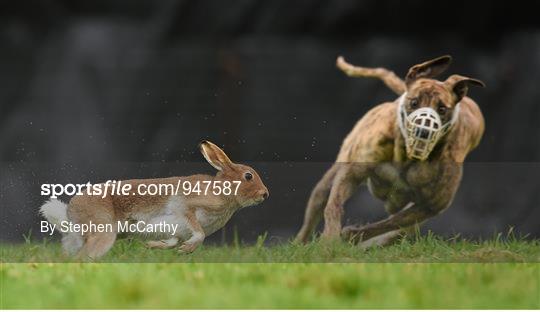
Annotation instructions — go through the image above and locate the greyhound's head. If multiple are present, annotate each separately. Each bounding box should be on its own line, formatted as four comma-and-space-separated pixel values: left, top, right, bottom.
399, 55, 485, 160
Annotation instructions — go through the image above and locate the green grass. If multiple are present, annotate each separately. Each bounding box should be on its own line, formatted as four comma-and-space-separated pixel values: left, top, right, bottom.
1, 262, 538, 309
2, 232, 539, 263
1, 235, 539, 309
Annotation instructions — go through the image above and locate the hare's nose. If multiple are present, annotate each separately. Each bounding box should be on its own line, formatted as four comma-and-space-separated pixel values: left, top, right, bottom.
262, 191, 269, 200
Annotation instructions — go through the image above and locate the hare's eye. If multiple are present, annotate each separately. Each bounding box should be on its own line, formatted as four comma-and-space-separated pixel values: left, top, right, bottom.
244, 172, 253, 181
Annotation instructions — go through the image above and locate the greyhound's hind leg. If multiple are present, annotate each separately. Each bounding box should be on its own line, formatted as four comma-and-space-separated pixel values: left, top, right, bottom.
295, 165, 339, 243
342, 203, 435, 243
357, 228, 414, 249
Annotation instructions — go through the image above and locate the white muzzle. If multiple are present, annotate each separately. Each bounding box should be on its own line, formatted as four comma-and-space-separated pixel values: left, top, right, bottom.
397, 93, 459, 161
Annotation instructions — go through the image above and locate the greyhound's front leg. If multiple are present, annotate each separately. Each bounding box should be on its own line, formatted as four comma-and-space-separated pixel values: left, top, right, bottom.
321, 165, 363, 240
342, 203, 437, 243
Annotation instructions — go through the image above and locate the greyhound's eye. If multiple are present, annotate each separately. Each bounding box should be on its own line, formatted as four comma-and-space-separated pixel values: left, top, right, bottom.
244, 172, 253, 181
438, 105, 447, 114
409, 98, 419, 109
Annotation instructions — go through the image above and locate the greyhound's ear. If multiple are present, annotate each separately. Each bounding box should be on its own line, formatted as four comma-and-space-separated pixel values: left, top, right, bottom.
445, 74, 486, 102
199, 140, 233, 171
405, 55, 453, 86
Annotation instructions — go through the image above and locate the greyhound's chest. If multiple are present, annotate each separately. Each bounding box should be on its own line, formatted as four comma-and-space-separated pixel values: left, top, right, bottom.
367, 162, 462, 212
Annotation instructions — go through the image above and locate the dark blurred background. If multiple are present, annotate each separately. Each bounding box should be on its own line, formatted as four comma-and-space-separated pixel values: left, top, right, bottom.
1, 0, 539, 243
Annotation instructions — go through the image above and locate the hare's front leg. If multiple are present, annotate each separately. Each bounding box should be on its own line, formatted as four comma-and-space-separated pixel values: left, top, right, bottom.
178, 209, 205, 254
146, 237, 178, 249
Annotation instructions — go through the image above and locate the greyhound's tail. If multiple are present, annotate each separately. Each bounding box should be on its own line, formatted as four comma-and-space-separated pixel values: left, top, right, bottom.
336, 56, 406, 95
39, 199, 83, 255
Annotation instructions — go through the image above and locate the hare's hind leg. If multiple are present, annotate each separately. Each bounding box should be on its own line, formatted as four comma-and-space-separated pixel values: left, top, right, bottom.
295, 164, 339, 243
77, 231, 117, 260
146, 237, 179, 249
70, 198, 117, 260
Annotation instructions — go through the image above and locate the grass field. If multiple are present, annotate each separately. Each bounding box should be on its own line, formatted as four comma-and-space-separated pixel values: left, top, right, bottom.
1, 235, 539, 309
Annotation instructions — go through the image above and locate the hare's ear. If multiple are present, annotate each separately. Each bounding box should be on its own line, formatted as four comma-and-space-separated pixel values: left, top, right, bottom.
445, 74, 485, 102
199, 141, 233, 171
405, 55, 452, 86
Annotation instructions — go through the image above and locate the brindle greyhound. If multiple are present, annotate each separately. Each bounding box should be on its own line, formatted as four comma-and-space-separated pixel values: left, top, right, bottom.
295, 55, 485, 247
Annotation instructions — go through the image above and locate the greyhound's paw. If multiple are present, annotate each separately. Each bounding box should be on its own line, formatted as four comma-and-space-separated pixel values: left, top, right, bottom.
320, 229, 343, 244
341, 225, 363, 244
293, 230, 311, 245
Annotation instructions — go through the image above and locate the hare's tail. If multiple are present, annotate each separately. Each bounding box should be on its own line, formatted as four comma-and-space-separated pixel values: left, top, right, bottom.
40, 199, 68, 228
39, 199, 83, 255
